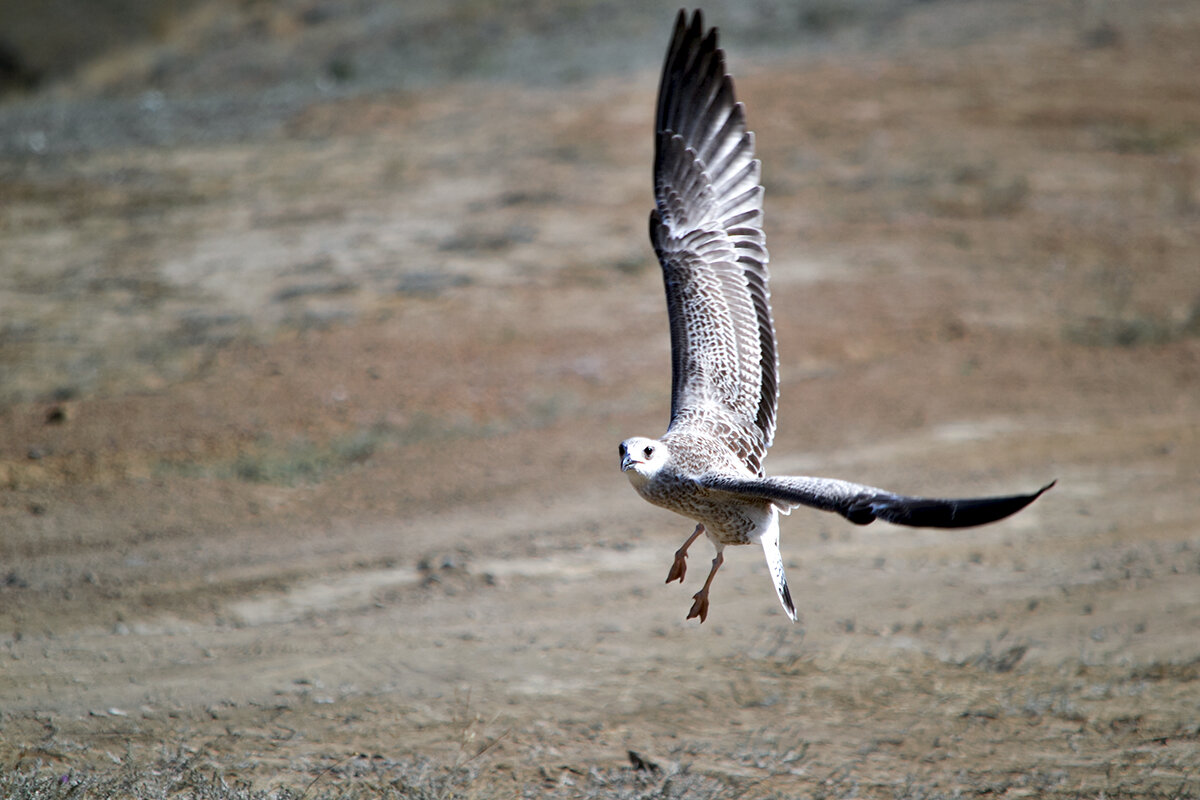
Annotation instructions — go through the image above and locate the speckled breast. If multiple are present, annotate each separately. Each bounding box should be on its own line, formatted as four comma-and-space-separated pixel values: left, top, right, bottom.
635, 465, 763, 546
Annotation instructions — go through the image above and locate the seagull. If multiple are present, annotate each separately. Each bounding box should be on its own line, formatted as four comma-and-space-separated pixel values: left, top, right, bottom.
619, 9, 1054, 624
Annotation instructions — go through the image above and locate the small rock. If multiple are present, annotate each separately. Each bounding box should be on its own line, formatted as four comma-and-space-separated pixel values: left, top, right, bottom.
627, 750, 661, 773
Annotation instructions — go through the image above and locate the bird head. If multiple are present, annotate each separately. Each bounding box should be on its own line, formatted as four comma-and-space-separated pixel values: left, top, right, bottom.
619, 437, 668, 484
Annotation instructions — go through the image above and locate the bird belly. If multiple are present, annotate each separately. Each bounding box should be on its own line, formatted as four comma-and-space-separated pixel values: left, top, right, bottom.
699, 502, 773, 546
636, 479, 770, 547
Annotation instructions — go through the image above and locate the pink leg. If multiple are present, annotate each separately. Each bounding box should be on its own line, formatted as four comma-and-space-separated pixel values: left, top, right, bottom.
686, 550, 724, 623
666, 523, 705, 584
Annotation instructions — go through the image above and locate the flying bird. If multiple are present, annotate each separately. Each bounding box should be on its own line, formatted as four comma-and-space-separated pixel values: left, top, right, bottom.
619, 9, 1053, 624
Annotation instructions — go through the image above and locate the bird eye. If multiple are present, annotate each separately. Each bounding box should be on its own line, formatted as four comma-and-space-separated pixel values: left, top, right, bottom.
618, 443, 626, 457
643, 446, 655, 459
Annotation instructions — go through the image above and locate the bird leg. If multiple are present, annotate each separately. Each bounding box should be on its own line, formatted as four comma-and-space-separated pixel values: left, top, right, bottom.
686, 551, 724, 623
666, 523, 705, 584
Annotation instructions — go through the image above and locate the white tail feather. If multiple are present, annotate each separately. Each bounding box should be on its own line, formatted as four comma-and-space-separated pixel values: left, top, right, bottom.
758, 508, 798, 622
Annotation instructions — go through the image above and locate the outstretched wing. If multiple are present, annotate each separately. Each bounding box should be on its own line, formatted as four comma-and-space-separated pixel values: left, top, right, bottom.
651, 9, 777, 476
702, 475, 1056, 528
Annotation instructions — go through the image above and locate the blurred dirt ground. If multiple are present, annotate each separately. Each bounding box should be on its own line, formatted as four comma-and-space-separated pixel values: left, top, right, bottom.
1, 1, 1199, 797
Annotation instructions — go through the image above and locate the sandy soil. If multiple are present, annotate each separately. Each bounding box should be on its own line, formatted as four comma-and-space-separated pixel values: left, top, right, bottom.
2, 1, 1199, 796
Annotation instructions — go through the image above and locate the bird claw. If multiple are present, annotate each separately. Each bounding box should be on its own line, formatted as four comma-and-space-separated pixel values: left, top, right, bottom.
665, 550, 688, 584
686, 589, 710, 623
666, 524, 704, 584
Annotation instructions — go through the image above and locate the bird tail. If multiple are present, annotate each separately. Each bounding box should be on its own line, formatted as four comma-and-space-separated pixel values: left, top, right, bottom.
759, 508, 798, 622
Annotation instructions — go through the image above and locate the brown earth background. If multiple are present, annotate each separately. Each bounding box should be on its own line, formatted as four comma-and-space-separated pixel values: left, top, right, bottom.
1, 0, 1199, 797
